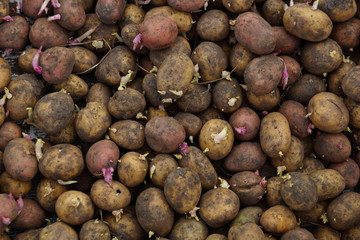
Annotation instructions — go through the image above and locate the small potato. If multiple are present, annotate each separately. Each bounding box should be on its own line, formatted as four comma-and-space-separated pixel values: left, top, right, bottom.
307, 92, 349, 133
86, 82, 112, 105
54, 0, 86, 31
119, 3, 145, 27
3, 138, 37, 182
312, 226, 341, 240
313, 132, 351, 163
266, 176, 286, 206
170, 217, 208, 240
244, 54, 283, 96
95, 0, 126, 24
228, 223, 265, 240
260, 205, 297, 236
70, 46, 98, 73
176, 83, 212, 113
0, 57, 11, 92
199, 119, 234, 161
109, 120, 145, 150
75, 101, 112, 143
0, 122, 22, 150
301, 38, 343, 75
0, 193, 20, 232
283, 3, 332, 42
0, 16, 30, 51
149, 154, 178, 188
310, 169, 346, 201
174, 112, 202, 140
260, 112, 292, 158
234, 12, 276, 55
246, 87, 280, 111
135, 187, 174, 237
39, 144, 84, 181
178, 146, 217, 190
18, 48, 37, 73
318, 0, 357, 22
10, 198, 46, 230
196, 9, 229, 41
331, 18, 360, 51
229, 43, 254, 78
36, 178, 68, 213
164, 168, 201, 214
0, 172, 32, 198
262, 0, 285, 25
107, 88, 146, 119
52, 74, 89, 100
117, 151, 148, 187
90, 179, 131, 211
199, 187, 240, 228
272, 26, 301, 55
55, 190, 94, 225
79, 219, 110, 240
342, 65, 360, 102
327, 192, 360, 231
39, 222, 78, 240
212, 79, 243, 113
191, 41, 228, 82
329, 158, 360, 189
230, 206, 263, 227
229, 107, 260, 141
145, 116, 186, 153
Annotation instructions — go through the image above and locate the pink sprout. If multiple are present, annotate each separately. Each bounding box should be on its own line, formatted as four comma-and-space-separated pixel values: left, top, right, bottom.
0, 216, 11, 225
2, 48, 13, 58
102, 166, 114, 186
307, 123, 315, 134
22, 133, 32, 140
0, 16, 14, 22
47, 14, 61, 21
272, 50, 282, 56
132, 33, 143, 51
262, 111, 269, 116
259, 177, 267, 187
8, 193, 14, 200
234, 126, 247, 135
38, 0, 50, 15
281, 62, 289, 90
337, 143, 343, 149
257, 195, 263, 200
179, 142, 189, 156
51, 0, 61, 8
254, 170, 260, 176
17, 195, 24, 210
32, 46, 43, 74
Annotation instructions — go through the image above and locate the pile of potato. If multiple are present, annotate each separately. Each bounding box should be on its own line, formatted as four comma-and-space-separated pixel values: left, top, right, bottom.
0, 0, 360, 239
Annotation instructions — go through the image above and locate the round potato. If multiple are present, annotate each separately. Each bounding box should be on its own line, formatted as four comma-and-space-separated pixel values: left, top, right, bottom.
310, 169, 345, 201
36, 178, 68, 213
260, 205, 297, 236
212, 79, 243, 113
197, 9, 229, 42
318, 0, 357, 22
170, 217, 208, 240
117, 151, 148, 188
86, 82, 112, 106
79, 219, 111, 240
70, 46, 98, 73
149, 154, 178, 188
229, 43, 254, 78
342, 65, 360, 102
176, 83, 212, 113
109, 120, 145, 150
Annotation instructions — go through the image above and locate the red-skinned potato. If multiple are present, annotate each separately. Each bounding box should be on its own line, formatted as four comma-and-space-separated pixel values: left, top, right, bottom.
0, 193, 20, 233
0, 16, 30, 51
167, 0, 205, 12
55, 0, 86, 31
22, 0, 46, 19
10, 198, 46, 230
272, 26, 301, 54
329, 158, 360, 189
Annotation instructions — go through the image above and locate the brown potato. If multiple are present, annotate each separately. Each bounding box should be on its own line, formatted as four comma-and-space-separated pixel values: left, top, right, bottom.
199, 119, 234, 161
119, 3, 145, 27
170, 217, 208, 240
246, 87, 280, 111
199, 187, 240, 228
149, 154, 178, 188
52, 74, 89, 100
142, 73, 163, 107
281, 228, 316, 240
330, 18, 360, 51
174, 112, 202, 140
54, 0, 86, 31
229, 43, 254, 78
206, 234, 227, 240
48, 116, 77, 144
260, 205, 297, 236
344, 97, 360, 129
13, 228, 42, 240
262, 0, 285, 26
176, 83, 212, 113
79, 219, 111, 240
86, 82, 112, 105
117, 151, 148, 187
283, 3, 332, 42
70, 46, 98, 73
18, 48, 37, 73
230, 206, 263, 227
310, 169, 346, 201
0, 122, 21, 151
313, 132, 351, 163
109, 120, 145, 150
312, 226, 341, 240
342, 65, 360, 102
0, 193, 20, 232
0, 172, 32, 198
167, 0, 205, 12
36, 178, 68, 213
318, 0, 357, 22
39, 222, 78, 240
135, 187, 174, 237
10, 198, 46, 230
329, 158, 360, 189
307, 92, 349, 133
228, 223, 265, 240
196, 9, 229, 41
295, 201, 328, 226
300, 156, 325, 175
212, 79, 243, 113
341, 224, 360, 240
121, 23, 149, 55
95, 0, 126, 24
278, 55, 302, 86
266, 176, 286, 206
0, 57, 11, 92
0, 16, 30, 51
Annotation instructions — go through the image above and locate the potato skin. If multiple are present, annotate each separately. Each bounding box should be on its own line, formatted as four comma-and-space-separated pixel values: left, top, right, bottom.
310, 169, 345, 201
283, 3, 333, 42
342, 65, 360, 102
52, 74, 89, 100
260, 205, 297, 236
95, 0, 126, 24
170, 217, 208, 240
318, 0, 357, 22
0, 193, 21, 232
117, 152, 148, 188
70, 46, 98, 73
228, 223, 265, 240
176, 83, 212, 113
10, 198, 46, 230
150, 154, 178, 188
212, 80, 243, 113
39, 222, 78, 240
79, 219, 111, 240
167, 0, 205, 12
55, 0, 86, 31
0, 57, 11, 92
109, 120, 145, 150
329, 158, 360, 189
229, 107, 260, 141
86, 83, 112, 106
36, 178, 68, 213
0, 172, 32, 198
229, 43, 254, 78
135, 187, 174, 237
313, 132, 351, 163
279, 100, 310, 138
234, 12, 276, 55
0, 16, 29, 51
197, 9, 229, 42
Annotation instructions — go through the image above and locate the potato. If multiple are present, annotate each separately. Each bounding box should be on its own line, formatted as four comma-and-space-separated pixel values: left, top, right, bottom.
176, 146, 216, 190
262, 0, 285, 26
260, 205, 297, 236
331, 18, 360, 51
145, 116, 185, 153
224, 142, 266, 172
272, 26, 301, 55
0, 57, 11, 92
301, 38, 343, 75
13, 228, 42, 240
48, 116, 77, 144
246, 87, 281, 111
196, 9, 229, 41
90, 179, 131, 211
300, 156, 325, 175
167, 0, 205, 12
212, 79, 243, 113
281, 228, 316, 240
344, 97, 360, 130
95, 0, 125, 24
312, 226, 341, 240
10, 198, 46, 230
329, 158, 360, 189
229, 107, 260, 141
176, 83, 212, 113
318, 0, 357, 22
39, 222, 78, 240
29, 18, 70, 49
342, 65, 360, 102
206, 234, 227, 240
22, 0, 45, 19
265, 176, 285, 206
85, 139, 119, 177
0, 193, 20, 232
270, 135, 304, 172
234, 12, 276, 55
191, 41, 228, 82
244, 54, 283, 96
278, 55, 301, 86
310, 169, 346, 201
199, 187, 240, 228
86, 83, 112, 105
145, 6, 193, 34
104, 207, 144, 240
36, 178, 67, 213
283, 3, 332, 42
156, 53, 194, 101
313, 132, 351, 163
295, 201, 328, 226
260, 112, 292, 158
117, 151, 148, 187
342, 224, 360, 240
75, 101, 112, 143
142, 73, 162, 107
119, 3, 145, 27
107, 88, 146, 119
109, 120, 145, 150
228, 223, 265, 240
0, 16, 30, 51
0, 172, 32, 198
54, 0, 86, 31
231, 206, 263, 227
135, 187, 174, 237
79, 219, 110, 240
229, 43, 254, 78
55, 190, 94, 226
146, 106, 168, 120
70, 46, 98, 73
198, 106, 227, 124
52, 74, 89, 100
199, 119, 234, 161
307, 92, 349, 133
149, 154, 178, 188
170, 217, 208, 240
327, 192, 360, 230
174, 112, 202, 140
0, 122, 21, 150
39, 144, 84, 181
0, 0, 9, 21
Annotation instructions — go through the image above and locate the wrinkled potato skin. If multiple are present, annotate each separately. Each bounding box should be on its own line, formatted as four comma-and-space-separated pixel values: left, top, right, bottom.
0, 57, 11, 92
70, 46, 98, 73
283, 3, 333, 42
